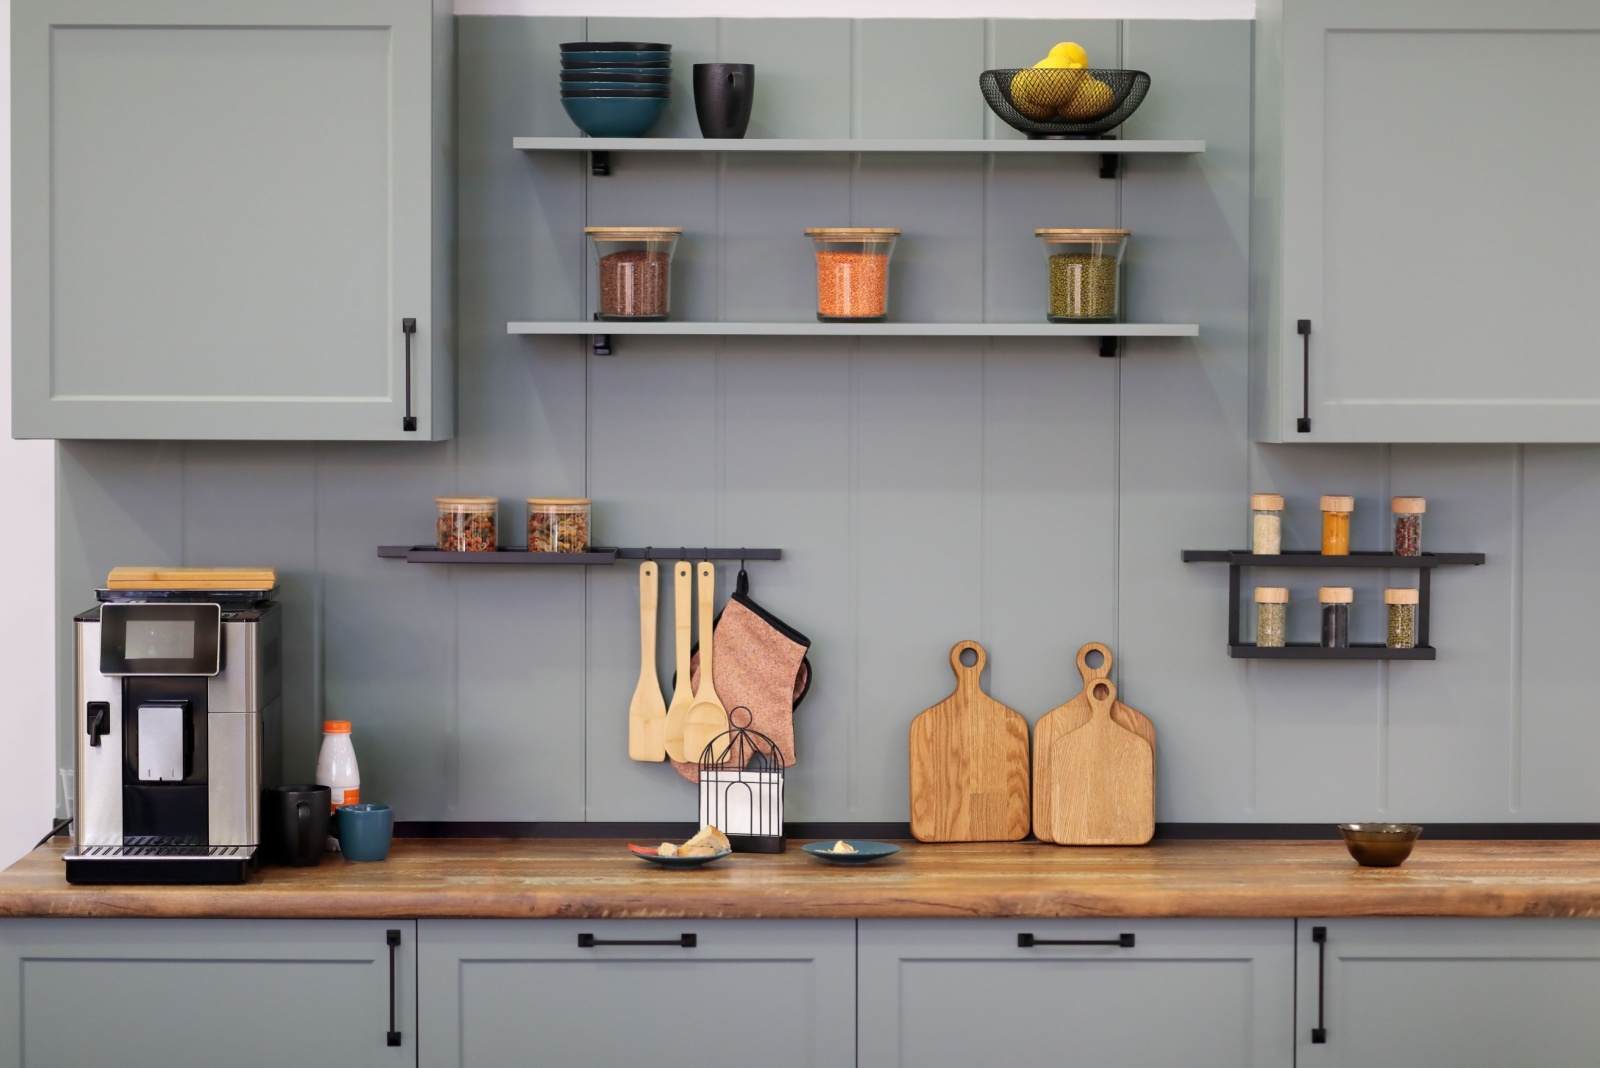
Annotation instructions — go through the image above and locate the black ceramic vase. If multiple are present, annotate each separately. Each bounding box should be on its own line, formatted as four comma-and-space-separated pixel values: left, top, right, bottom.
693, 63, 755, 139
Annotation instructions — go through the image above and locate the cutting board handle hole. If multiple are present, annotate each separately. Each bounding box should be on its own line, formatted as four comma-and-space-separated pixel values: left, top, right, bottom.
1091, 681, 1112, 700
1083, 649, 1106, 670
959, 648, 979, 668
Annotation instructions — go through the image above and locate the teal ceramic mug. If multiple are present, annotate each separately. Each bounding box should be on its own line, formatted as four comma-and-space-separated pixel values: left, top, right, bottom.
333, 803, 393, 862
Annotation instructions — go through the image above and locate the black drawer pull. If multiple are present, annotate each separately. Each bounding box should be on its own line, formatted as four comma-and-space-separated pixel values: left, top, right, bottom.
1017, 933, 1135, 948
1311, 925, 1328, 1043
1296, 318, 1312, 433
578, 933, 697, 948
386, 928, 402, 1047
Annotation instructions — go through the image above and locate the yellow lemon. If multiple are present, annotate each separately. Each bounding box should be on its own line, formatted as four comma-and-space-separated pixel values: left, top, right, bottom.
1020, 63, 1084, 110
1009, 68, 1060, 119
1060, 75, 1116, 121
1046, 41, 1090, 68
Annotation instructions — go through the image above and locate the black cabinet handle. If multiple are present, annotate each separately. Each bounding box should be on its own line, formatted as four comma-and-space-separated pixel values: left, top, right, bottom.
401, 318, 418, 432
1017, 933, 1135, 948
1311, 925, 1327, 1044
386, 929, 402, 1047
1296, 319, 1312, 433
578, 933, 697, 948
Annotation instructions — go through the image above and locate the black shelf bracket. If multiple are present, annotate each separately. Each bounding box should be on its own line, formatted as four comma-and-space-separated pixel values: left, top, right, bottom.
591, 334, 612, 356
1296, 319, 1312, 433
1099, 152, 1119, 179
591, 150, 611, 176
1099, 336, 1119, 358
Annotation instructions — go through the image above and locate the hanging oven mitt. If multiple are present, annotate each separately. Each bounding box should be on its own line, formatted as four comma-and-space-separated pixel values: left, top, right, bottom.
672, 566, 812, 784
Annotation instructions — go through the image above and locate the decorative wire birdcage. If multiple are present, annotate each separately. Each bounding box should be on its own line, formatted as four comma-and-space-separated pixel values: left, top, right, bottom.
697, 706, 785, 853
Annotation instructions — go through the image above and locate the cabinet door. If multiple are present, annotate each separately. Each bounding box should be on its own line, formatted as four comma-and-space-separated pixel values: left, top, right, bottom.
418, 918, 855, 1068
12, 0, 452, 440
1256, 0, 1600, 442
0, 918, 416, 1068
1297, 918, 1600, 1067
858, 918, 1293, 1068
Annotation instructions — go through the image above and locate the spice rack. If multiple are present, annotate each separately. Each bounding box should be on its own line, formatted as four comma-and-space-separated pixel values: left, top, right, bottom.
1180, 550, 1486, 661
378, 546, 782, 565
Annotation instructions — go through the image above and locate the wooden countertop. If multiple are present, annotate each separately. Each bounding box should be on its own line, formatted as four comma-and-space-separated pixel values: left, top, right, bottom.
5, 837, 1600, 920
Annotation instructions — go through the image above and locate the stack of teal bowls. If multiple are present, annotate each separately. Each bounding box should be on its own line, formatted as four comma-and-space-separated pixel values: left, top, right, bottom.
560, 41, 672, 138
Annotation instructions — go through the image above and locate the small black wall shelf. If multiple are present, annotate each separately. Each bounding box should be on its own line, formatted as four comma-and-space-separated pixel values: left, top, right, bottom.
378, 546, 782, 565
1181, 549, 1486, 661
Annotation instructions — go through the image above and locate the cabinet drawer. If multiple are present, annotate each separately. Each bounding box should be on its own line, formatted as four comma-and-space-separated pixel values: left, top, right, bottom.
859, 918, 1292, 1068
418, 918, 855, 1068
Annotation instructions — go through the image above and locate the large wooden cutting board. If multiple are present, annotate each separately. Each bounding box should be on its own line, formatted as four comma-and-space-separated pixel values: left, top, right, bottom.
909, 641, 1031, 843
107, 566, 276, 590
1034, 643, 1156, 843
1049, 678, 1154, 845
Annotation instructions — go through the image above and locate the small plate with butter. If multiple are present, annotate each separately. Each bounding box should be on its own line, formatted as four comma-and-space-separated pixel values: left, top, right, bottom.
801, 840, 901, 866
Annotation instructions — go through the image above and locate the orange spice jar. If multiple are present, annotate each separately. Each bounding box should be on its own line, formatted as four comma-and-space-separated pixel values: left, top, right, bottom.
805, 228, 900, 322
1320, 495, 1354, 556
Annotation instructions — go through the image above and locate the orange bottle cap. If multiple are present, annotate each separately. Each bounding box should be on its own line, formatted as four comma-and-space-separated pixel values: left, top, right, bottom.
323, 720, 352, 734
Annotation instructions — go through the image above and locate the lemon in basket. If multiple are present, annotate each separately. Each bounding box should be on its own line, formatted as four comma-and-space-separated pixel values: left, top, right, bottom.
1060, 75, 1116, 121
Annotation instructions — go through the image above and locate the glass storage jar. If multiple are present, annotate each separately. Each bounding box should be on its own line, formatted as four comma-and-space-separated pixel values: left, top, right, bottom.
1250, 493, 1284, 555
1320, 495, 1354, 556
1319, 586, 1352, 648
527, 498, 591, 553
805, 228, 900, 322
1385, 588, 1419, 649
1255, 586, 1288, 648
1392, 496, 1425, 557
1036, 229, 1130, 322
586, 227, 682, 321
436, 497, 498, 552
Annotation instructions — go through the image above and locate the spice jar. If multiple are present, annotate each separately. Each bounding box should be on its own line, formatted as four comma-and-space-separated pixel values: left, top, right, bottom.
805, 228, 900, 322
1319, 586, 1352, 648
1250, 493, 1284, 555
1255, 586, 1288, 648
1320, 495, 1354, 556
436, 497, 498, 552
1385, 588, 1419, 649
1036, 229, 1130, 322
527, 498, 591, 553
586, 227, 682, 321
1392, 497, 1425, 557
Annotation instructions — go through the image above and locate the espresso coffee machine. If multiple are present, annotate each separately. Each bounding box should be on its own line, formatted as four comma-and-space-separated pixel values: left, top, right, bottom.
67, 584, 281, 884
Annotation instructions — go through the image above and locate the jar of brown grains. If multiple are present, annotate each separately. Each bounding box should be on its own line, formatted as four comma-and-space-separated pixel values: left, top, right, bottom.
436, 497, 498, 552
527, 498, 591, 553
1036, 228, 1129, 322
805, 228, 900, 322
586, 227, 682, 321
1391, 496, 1425, 557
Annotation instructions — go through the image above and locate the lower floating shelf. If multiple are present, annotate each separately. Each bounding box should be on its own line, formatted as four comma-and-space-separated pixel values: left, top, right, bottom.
377, 546, 782, 565
1230, 643, 1436, 661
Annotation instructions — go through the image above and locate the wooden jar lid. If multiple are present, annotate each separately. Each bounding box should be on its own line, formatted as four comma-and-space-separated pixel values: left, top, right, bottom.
1384, 588, 1420, 605
1391, 496, 1427, 514
526, 497, 591, 506
1250, 493, 1284, 510
1254, 586, 1289, 603
804, 227, 902, 238
1319, 495, 1355, 511
436, 496, 498, 510
1318, 586, 1354, 604
584, 226, 683, 236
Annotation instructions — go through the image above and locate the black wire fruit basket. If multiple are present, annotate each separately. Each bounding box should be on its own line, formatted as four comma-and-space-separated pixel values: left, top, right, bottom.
979, 68, 1151, 138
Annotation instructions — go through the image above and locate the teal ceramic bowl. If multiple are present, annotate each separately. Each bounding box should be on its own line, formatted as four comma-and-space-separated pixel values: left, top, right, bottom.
559, 71, 671, 84
561, 59, 672, 70
560, 40, 670, 51
560, 94, 669, 137
559, 49, 671, 63
561, 84, 670, 95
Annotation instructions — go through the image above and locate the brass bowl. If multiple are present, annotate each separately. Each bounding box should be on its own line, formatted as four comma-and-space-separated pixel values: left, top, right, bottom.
1338, 823, 1422, 867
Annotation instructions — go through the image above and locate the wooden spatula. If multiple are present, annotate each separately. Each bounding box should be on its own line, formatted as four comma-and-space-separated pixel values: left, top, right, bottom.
627, 561, 667, 762
1049, 678, 1153, 846
662, 561, 696, 762
683, 562, 729, 763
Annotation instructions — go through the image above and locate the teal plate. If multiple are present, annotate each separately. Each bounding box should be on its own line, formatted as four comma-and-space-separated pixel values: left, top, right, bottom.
627, 843, 732, 868
801, 840, 902, 865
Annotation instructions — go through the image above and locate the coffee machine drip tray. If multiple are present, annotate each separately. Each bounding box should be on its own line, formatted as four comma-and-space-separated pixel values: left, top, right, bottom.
64, 838, 257, 885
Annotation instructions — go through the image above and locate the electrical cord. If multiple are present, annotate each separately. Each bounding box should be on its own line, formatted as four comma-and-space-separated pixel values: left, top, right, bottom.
34, 818, 72, 849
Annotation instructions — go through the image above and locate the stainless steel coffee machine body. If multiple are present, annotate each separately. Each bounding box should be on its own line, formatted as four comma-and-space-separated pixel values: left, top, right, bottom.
69, 599, 281, 884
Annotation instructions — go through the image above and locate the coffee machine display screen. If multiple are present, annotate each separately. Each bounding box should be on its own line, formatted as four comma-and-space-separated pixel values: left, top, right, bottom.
100, 604, 221, 676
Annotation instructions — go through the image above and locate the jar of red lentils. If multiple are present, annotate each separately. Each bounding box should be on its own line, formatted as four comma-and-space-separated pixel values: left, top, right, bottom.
585, 227, 682, 321
805, 228, 900, 322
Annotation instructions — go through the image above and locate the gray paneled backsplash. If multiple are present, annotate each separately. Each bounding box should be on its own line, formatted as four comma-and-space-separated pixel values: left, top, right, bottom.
53, 17, 1600, 825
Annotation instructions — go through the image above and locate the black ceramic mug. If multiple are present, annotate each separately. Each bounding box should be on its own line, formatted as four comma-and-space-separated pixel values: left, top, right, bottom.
693, 63, 755, 139
262, 784, 332, 866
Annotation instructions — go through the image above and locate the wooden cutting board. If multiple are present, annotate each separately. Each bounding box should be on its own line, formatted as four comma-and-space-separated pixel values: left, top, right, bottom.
1049, 678, 1154, 845
909, 641, 1031, 843
107, 566, 276, 590
1034, 643, 1156, 843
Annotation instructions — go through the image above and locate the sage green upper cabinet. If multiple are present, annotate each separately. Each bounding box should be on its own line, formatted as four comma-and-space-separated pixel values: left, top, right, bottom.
11, 0, 453, 441
1252, 0, 1600, 442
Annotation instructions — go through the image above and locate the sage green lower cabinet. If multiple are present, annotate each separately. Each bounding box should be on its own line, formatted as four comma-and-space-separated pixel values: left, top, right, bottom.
1297, 918, 1600, 1067
417, 919, 855, 1067
0, 918, 416, 1068
857, 918, 1294, 1067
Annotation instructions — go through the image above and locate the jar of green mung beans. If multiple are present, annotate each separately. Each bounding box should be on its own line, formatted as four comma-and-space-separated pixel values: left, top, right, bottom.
1036, 228, 1129, 323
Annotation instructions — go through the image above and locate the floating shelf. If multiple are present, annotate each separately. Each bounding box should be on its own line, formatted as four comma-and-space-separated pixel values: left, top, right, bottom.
1182, 549, 1485, 661
378, 546, 782, 565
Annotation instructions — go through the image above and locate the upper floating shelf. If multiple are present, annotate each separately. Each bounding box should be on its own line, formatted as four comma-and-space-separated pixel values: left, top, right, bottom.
513, 136, 1206, 154
1181, 550, 1486, 568
508, 322, 1199, 338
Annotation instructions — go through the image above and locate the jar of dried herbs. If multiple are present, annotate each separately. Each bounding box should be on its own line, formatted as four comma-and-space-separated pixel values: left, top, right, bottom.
1255, 586, 1288, 648
586, 227, 682, 320
1036, 228, 1129, 322
1320, 495, 1354, 556
1251, 493, 1284, 555
436, 497, 498, 552
527, 498, 591, 553
1319, 586, 1352, 648
1392, 496, 1425, 557
1385, 587, 1419, 649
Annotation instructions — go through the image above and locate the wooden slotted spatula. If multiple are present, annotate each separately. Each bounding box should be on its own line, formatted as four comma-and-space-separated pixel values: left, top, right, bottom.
627, 561, 667, 762
682, 562, 729, 763
1050, 677, 1154, 846
662, 560, 696, 762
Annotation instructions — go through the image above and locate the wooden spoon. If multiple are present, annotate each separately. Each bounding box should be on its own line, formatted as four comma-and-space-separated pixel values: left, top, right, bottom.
627, 561, 667, 761
682, 562, 730, 763
662, 560, 695, 762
